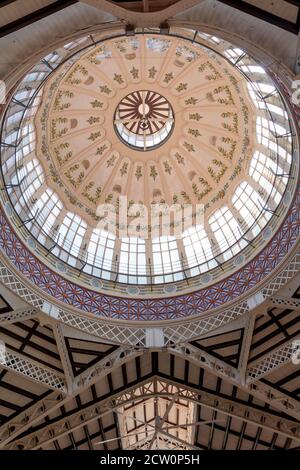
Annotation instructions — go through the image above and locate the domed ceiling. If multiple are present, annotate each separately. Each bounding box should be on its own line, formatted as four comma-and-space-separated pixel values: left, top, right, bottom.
0, 30, 296, 306
36, 35, 253, 237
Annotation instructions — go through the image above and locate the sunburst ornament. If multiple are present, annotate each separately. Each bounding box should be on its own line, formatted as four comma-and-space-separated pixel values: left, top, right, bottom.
114, 90, 174, 151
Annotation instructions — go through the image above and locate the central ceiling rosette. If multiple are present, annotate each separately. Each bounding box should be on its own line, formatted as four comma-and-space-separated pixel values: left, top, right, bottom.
114, 90, 174, 151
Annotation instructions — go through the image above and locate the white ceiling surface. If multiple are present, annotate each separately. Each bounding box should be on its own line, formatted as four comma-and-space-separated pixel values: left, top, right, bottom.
0, 0, 55, 28
0, 1, 116, 79
174, 0, 300, 73
0, 0, 299, 80
244, 0, 299, 23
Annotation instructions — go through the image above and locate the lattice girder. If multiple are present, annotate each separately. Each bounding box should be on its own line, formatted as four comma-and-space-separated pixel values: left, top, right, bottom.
0, 348, 66, 392
0, 347, 142, 448
246, 335, 300, 384
6, 376, 300, 450
0, 308, 39, 325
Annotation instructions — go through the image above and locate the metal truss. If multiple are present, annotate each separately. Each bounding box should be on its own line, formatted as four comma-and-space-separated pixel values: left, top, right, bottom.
4, 379, 156, 450
127, 432, 198, 450
0, 323, 299, 448
53, 302, 247, 348
126, 434, 158, 450
0, 347, 66, 392
72, 346, 143, 391
115, 395, 196, 450
248, 378, 300, 417
144, 393, 180, 449
0, 261, 44, 309
154, 432, 198, 450
168, 343, 240, 383
274, 272, 300, 298
0, 307, 39, 325
52, 323, 74, 394
164, 301, 249, 345
0, 234, 299, 451
168, 344, 300, 421
6, 376, 300, 450
0, 391, 62, 447
269, 296, 300, 311
246, 335, 300, 384
262, 253, 300, 298
162, 253, 299, 343
238, 312, 256, 385
56, 309, 147, 347
0, 346, 143, 448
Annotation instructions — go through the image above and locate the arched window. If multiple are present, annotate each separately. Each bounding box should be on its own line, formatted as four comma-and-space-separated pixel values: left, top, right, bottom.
209, 207, 246, 260
182, 225, 216, 275
249, 151, 282, 204
119, 237, 146, 284
232, 182, 271, 237
152, 236, 183, 283
55, 212, 87, 266
85, 229, 115, 279
31, 189, 63, 244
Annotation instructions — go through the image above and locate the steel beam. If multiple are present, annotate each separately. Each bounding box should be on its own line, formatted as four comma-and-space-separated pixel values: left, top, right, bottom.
246, 335, 300, 384
6, 376, 300, 450
168, 345, 300, 421
52, 323, 74, 394
238, 312, 256, 384
269, 296, 300, 311
0, 308, 39, 325
0, 347, 66, 392
0, 346, 143, 448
